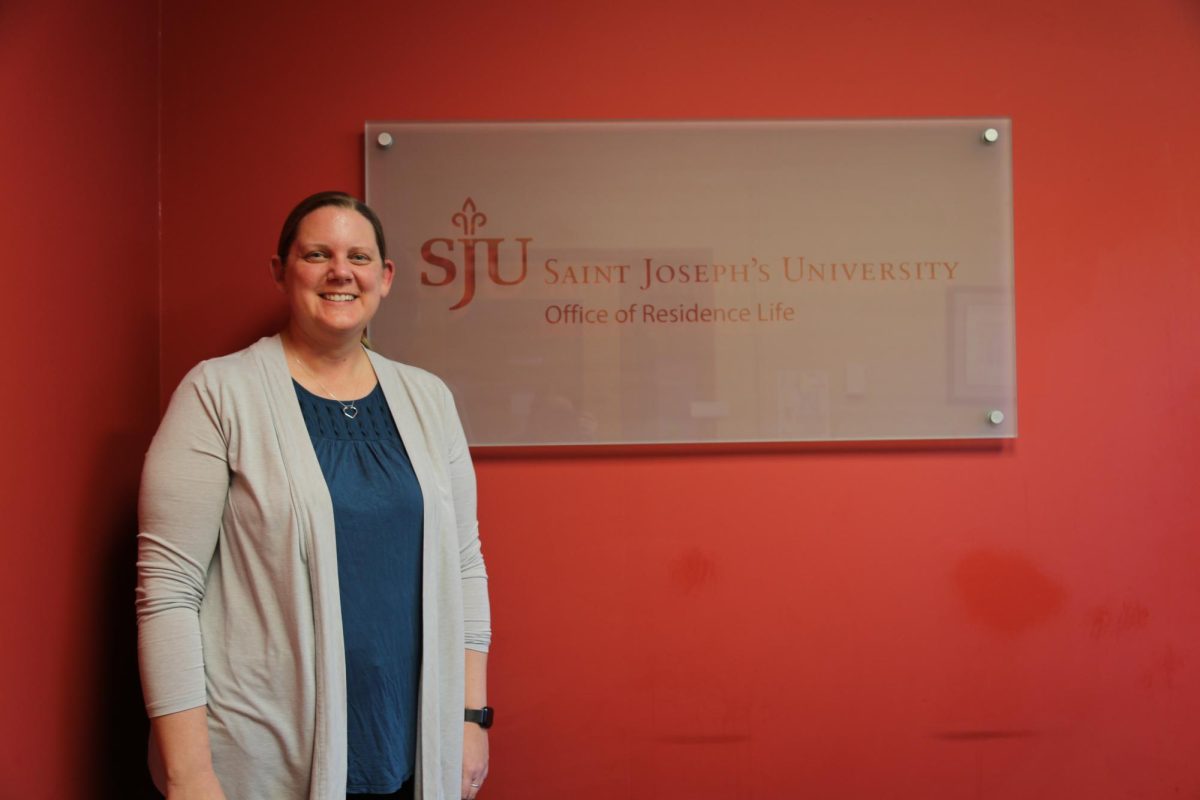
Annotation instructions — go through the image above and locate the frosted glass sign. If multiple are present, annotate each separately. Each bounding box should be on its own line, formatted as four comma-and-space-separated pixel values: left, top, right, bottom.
365, 120, 1016, 446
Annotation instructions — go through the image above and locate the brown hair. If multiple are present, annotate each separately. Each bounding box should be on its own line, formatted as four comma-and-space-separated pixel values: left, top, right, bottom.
276, 190, 388, 262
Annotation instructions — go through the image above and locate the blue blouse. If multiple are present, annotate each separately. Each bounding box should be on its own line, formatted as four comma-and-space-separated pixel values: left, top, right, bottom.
294, 380, 424, 794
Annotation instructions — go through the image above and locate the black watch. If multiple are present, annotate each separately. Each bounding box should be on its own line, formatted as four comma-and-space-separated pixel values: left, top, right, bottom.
465, 706, 494, 729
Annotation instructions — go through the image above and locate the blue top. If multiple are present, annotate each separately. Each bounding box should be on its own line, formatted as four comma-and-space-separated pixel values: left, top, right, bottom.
294, 380, 424, 794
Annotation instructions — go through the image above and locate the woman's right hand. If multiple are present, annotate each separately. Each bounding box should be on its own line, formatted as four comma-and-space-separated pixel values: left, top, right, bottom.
165, 770, 227, 800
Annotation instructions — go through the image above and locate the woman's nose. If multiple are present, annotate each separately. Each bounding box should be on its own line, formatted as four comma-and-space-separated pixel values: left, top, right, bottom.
327, 255, 354, 278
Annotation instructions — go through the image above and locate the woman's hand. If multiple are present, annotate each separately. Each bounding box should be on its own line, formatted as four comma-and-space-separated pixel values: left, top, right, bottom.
165, 769, 227, 800
461, 722, 489, 799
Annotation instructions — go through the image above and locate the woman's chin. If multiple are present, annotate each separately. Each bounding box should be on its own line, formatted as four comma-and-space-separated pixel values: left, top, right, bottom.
293, 318, 366, 343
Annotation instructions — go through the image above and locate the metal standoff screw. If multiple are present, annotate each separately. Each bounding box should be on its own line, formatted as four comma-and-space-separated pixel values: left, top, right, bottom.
981, 128, 1000, 144
376, 132, 394, 150
987, 410, 1005, 425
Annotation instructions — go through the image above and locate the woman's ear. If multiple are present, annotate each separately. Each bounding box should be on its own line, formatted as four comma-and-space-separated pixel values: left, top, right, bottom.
270, 255, 286, 291
380, 258, 396, 297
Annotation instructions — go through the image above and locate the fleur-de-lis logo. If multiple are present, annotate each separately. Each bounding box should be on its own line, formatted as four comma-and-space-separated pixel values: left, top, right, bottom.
451, 197, 487, 236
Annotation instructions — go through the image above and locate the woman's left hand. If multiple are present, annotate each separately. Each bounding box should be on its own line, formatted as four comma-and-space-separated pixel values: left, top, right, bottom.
462, 722, 489, 799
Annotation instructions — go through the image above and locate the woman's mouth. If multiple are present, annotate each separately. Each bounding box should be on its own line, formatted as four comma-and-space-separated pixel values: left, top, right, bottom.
320, 293, 357, 302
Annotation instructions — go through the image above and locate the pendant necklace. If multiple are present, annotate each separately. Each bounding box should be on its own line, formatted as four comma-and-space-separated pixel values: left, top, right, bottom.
292, 351, 361, 420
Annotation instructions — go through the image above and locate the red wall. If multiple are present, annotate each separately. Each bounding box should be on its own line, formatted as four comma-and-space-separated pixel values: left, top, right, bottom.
0, 0, 160, 795
158, 1, 1200, 797
7, 0, 1195, 797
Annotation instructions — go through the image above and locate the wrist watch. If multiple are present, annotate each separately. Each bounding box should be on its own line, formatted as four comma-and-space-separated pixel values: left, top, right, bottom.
464, 706, 495, 729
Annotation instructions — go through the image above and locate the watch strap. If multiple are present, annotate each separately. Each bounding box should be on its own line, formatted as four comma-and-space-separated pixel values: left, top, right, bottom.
465, 706, 494, 729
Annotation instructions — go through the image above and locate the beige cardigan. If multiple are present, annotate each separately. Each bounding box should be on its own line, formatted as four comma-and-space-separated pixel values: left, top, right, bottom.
136, 335, 490, 799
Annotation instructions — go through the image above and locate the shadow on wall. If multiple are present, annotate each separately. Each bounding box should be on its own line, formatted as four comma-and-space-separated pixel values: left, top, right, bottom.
89, 431, 159, 800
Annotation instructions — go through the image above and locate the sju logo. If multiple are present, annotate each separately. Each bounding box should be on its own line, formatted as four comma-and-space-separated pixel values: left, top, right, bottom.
419, 198, 533, 309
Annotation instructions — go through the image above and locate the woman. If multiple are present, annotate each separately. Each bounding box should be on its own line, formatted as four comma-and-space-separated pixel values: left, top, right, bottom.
136, 191, 492, 800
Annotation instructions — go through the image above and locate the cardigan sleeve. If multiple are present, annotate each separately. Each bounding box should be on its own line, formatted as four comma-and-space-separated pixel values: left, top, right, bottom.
442, 382, 492, 653
136, 363, 231, 717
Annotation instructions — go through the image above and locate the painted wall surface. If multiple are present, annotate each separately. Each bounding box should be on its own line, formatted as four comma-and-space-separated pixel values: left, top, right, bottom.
158, 1, 1200, 797
0, 1, 160, 796
36, 0, 1188, 797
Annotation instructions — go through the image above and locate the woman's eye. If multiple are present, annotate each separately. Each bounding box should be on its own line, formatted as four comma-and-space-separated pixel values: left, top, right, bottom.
350, 253, 371, 263
304, 251, 328, 262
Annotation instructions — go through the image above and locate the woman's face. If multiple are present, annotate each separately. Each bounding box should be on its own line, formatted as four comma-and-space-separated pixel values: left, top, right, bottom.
272, 205, 395, 344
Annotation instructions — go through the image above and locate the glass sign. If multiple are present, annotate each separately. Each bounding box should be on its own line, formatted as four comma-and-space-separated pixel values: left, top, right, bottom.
365, 120, 1016, 446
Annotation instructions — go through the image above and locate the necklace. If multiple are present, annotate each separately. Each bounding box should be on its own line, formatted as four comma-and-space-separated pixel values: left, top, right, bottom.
291, 351, 361, 420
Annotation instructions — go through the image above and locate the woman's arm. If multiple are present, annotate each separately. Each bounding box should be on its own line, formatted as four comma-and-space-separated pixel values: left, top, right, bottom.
443, 382, 491, 650
462, 650, 489, 799
441, 381, 493, 798
151, 708, 227, 799
137, 365, 231, 796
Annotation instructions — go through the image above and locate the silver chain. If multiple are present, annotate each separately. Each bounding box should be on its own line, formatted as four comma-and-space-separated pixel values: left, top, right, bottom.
291, 353, 361, 420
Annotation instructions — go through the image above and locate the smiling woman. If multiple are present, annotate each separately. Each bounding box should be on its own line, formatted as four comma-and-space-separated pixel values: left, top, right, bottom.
272, 193, 394, 357
136, 192, 493, 800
